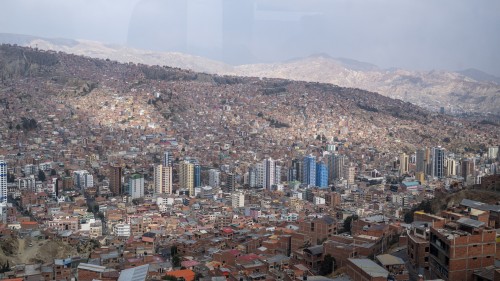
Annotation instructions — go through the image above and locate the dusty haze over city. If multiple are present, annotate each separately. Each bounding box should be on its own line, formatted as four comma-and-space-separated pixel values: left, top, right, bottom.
1, 0, 500, 76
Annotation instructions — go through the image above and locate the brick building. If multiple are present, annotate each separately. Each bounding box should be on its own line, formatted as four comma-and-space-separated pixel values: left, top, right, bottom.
324, 192, 341, 208
407, 212, 446, 274
429, 218, 496, 281
298, 216, 336, 245
77, 263, 107, 281
323, 235, 380, 269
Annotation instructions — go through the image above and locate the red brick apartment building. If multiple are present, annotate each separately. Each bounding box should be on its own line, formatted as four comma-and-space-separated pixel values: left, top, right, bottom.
429, 218, 496, 281
407, 212, 446, 272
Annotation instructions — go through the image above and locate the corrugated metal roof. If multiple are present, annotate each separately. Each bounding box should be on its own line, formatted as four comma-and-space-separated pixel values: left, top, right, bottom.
77, 263, 106, 273
460, 199, 500, 212
118, 264, 149, 281
348, 258, 389, 277
376, 254, 405, 266
457, 217, 485, 228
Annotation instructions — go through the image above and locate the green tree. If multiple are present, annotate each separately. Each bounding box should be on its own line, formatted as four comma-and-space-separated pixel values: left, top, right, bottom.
170, 245, 178, 256
343, 215, 359, 234
162, 275, 178, 281
38, 170, 46, 181
404, 200, 433, 223
0, 261, 10, 273
132, 198, 144, 205
50, 169, 57, 176
172, 255, 181, 267
319, 254, 334, 275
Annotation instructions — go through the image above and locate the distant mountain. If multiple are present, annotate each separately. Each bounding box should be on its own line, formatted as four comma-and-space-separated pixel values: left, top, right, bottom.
1, 33, 499, 115
230, 57, 500, 115
0, 33, 78, 47
457, 68, 500, 84
0, 33, 232, 74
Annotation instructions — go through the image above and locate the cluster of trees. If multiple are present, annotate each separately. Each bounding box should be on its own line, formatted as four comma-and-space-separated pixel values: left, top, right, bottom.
0, 261, 10, 274
356, 102, 379, 112
0, 237, 18, 256
141, 65, 197, 81
20, 117, 38, 131
76, 239, 101, 255
404, 200, 433, 223
319, 254, 335, 275
342, 215, 359, 234
0, 45, 59, 80
170, 246, 181, 268
262, 86, 287, 95
213, 76, 242, 85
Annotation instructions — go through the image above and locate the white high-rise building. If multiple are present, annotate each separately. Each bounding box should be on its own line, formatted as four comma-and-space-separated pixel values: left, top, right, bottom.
154, 164, 173, 194
256, 157, 279, 190
343, 166, 356, 185
73, 170, 93, 189
129, 174, 144, 199
113, 223, 131, 237
232, 192, 245, 208
399, 153, 409, 174
0, 157, 7, 205
488, 146, 499, 160
208, 169, 220, 187
445, 158, 457, 177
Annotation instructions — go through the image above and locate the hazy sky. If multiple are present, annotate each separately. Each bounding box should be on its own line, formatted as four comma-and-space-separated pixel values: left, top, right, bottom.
1, 0, 500, 75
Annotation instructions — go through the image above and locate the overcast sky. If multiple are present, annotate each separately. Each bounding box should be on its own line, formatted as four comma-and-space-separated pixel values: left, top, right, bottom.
1, 0, 500, 75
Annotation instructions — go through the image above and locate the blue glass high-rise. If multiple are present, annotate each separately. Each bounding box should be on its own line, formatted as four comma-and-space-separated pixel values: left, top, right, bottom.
302, 155, 316, 187
316, 162, 328, 188
194, 164, 201, 188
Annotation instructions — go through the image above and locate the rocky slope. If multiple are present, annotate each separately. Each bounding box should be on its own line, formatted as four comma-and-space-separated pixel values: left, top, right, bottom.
1, 34, 499, 115
232, 55, 500, 114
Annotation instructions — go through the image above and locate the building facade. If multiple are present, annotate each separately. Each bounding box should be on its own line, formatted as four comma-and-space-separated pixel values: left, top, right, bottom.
129, 174, 144, 199
154, 164, 173, 194
302, 155, 316, 187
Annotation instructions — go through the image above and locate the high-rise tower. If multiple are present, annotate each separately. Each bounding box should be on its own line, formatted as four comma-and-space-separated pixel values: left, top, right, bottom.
154, 164, 173, 194
399, 153, 409, 174
109, 164, 123, 195
302, 155, 316, 187
179, 161, 194, 196
432, 147, 445, 178
416, 149, 425, 173
0, 157, 7, 205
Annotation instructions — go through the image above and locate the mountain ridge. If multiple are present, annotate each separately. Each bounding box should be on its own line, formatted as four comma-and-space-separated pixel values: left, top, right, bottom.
0, 33, 499, 115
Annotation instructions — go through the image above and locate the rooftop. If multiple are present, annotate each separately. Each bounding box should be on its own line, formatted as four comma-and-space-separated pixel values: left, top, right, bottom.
460, 199, 500, 213
118, 264, 149, 281
348, 258, 388, 278
456, 217, 485, 228
376, 254, 405, 266
77, 263, 106, 273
